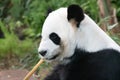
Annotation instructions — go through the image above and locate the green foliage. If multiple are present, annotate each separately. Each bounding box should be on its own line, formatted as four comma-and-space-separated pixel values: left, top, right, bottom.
110, 34, 120, 45
25, 0, 98, 34
10, 0, 24, 19
0, 20, 35, 58
111, 0, 120, 22
0, 0, 99, 38
23, 0, 47, 36
20, 48, 40, 69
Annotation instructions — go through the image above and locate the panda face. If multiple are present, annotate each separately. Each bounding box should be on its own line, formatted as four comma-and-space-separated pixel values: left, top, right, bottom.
38, 5, 85, 61
39, 31, 62, 60
38, 9, 77, 61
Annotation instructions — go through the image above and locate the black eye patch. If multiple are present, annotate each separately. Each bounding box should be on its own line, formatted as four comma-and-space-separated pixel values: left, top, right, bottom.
49, 32, 61, 45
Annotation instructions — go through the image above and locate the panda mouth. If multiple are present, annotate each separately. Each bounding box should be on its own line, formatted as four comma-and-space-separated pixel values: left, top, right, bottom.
47, 54, 60, 60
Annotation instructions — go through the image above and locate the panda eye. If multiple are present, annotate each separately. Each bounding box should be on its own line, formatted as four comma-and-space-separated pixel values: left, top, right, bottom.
49, 32, 61, 45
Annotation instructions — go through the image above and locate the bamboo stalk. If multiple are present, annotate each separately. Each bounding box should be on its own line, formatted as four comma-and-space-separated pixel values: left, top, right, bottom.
23, 59, 44, 80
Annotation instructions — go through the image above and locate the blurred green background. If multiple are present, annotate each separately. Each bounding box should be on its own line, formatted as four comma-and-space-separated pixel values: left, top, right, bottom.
0, 0, 120, 78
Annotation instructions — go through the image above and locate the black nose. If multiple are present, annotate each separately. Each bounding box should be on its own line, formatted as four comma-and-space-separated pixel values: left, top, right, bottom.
39, 50, 47, 56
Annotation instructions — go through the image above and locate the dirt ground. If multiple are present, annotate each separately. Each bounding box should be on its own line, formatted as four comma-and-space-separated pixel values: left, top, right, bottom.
0, 53, 56, 80
0, 57, 33, 80
0, 56, 51, 80
0, 69, 35, 80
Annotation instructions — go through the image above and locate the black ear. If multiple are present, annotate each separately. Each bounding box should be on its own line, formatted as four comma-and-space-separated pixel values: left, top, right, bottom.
46, 8, 53, 17
67, 5, 84, 27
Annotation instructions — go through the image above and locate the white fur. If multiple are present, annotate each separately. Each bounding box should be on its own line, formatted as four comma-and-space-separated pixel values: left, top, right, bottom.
77, 14, 120, 52
38, 8, 120, 61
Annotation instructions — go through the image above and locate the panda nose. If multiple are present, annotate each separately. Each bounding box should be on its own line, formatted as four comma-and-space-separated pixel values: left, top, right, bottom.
39, 50, 47, 56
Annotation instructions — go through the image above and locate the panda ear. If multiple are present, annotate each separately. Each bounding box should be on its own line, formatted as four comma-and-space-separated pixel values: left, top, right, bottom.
67, 4, 84, 27
46, 8, 53, 17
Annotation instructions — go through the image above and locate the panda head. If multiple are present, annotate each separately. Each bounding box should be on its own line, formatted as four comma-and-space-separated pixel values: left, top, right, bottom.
38, 5, 84, 61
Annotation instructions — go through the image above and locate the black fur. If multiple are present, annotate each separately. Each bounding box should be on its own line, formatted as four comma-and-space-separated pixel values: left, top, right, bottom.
46, 8, 53, 17
0, 27, 5, 38
67, 5, 84, 27
49, 32, 61, 45
44, 49, 120, 80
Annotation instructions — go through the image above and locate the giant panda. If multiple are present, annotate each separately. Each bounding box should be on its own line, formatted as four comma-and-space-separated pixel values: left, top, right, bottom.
38, 4, 120, 80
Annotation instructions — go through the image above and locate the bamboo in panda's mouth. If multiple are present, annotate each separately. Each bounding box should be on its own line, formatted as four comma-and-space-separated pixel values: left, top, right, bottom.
23, 59, 44, 80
